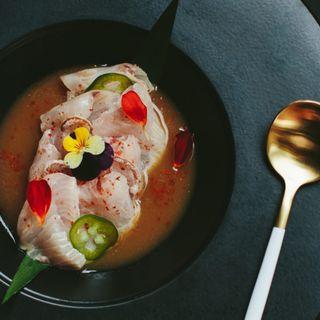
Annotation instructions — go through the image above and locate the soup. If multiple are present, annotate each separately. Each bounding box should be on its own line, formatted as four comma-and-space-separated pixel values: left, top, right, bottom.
0, 66, 194, 270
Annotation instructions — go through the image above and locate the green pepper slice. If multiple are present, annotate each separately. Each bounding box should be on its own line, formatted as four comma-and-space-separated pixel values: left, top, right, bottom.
86, 73, 133, 93
69, 214, 118, 260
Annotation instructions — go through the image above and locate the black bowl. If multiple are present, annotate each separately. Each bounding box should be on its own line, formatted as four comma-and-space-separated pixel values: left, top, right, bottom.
0, 20, 235, 308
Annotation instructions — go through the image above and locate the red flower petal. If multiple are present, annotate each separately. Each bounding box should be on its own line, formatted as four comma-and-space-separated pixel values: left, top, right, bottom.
173, 127, 194, 169
121, 91, 147, 126
27, 180, 52, 224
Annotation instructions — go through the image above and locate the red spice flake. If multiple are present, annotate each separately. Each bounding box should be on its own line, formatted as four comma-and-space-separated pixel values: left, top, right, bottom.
97, 177, 103, 194
27, 179, 52, 225
173, 127, 194, 169
121, 90, 147, 126
0, 150, 25, 172
162, 169, 172, 175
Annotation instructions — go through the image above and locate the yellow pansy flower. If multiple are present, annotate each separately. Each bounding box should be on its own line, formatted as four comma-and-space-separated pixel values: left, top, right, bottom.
63, 127, 105, 169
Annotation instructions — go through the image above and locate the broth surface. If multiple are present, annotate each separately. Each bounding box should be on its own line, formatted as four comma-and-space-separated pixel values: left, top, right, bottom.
0, 69, 194, 269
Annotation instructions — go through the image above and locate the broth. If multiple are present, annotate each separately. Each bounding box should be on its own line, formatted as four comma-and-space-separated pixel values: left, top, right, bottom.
0, 69, 194, 270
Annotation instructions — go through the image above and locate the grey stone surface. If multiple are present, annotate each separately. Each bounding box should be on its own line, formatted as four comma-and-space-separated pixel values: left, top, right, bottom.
0, 0, 320, 319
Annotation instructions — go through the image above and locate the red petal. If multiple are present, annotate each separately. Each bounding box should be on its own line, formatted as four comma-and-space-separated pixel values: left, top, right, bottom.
121, 91, 147, 126
27, 180, 52, 224
173, 127, 194, 169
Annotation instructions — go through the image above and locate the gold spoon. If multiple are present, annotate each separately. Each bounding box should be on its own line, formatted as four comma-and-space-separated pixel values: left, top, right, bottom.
245, 100, 320, 320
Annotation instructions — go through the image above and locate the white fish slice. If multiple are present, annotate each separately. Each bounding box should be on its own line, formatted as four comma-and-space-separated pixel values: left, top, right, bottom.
45, 173, 80, 224
29, 129, 61, 180
17, 173, 85, 269
129, 83, 169, 170
40, 90, 120, 133
78, 171, 139, 233
92, 104, 145, 142
36, 220, 85, 269
60, 63, 153, 94
17, 201, 41, 249
89, 90, 120, 121
40, 91, 97, 131
93, 83, 168, 171
107, 135, 142, 170
112, 157, 146, 197
98, 170, 141, 232
107, 135, 145, 196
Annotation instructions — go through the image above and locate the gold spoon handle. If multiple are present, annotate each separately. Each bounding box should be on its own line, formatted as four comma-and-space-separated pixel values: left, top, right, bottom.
276, 183, 299, 229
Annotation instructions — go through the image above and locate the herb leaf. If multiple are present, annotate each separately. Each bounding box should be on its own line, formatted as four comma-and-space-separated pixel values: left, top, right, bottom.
2, 254, 49, 304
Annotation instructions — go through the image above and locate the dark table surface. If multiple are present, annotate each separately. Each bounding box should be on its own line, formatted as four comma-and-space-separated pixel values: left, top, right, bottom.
1, 0, 320, 319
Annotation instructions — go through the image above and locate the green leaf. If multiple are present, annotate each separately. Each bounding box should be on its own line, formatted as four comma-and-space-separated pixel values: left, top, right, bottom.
2, 255, 49, 304
135, 0, 179, 83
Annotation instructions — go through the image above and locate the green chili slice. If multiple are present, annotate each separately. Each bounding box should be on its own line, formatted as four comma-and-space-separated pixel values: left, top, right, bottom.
69, 214, 118, 260
86, 73, 133, 93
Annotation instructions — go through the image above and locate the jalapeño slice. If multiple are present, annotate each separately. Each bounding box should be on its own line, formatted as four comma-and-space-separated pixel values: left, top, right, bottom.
86, 73, 132, 93
69, 214, 118, 260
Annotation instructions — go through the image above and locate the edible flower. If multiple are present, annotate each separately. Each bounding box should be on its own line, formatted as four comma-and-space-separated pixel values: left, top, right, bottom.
63, 127, 105, 169
27, 180, 52, 224
121, 90, 147, 126
173, 127, 194, 169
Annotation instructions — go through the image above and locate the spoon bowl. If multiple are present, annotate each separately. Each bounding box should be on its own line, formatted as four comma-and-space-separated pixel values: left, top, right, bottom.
267, 100, 320, 186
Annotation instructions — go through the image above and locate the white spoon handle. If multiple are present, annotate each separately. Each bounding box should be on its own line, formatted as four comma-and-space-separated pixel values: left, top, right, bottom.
244, 227, 285, 320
